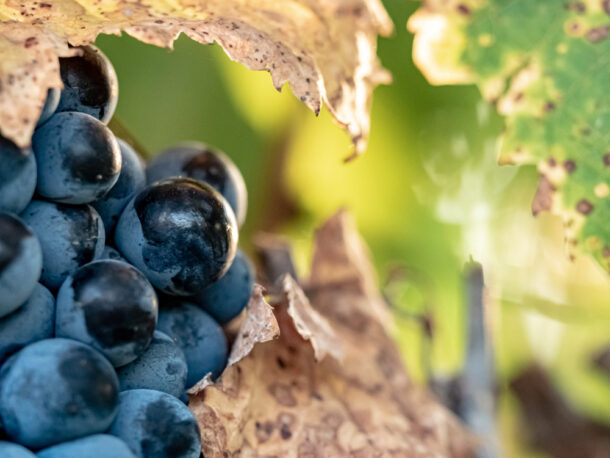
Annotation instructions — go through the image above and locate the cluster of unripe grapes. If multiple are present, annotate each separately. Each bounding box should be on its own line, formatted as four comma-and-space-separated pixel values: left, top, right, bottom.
0, 45, 254, 458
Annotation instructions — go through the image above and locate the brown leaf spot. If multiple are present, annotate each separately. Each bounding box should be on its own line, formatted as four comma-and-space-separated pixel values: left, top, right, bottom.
564, 2, 586, 13
24, 37, 38, 48
576, 199, 594, 215
298, 440, 319, 457
322, 411, 344, 429
268, 383, 297, 407
602, 247, 610, 258
276, 412, 296, 440
456, 4, 470, 15
309, 392, 323, 403
544, 101, 556, 112
548, 157, 557, 167
255, 421, 275, 443
376, 349, 400, 381
604, 0, 610, 15
564, 160, 576, 173
532, 175, 556, 215
280, 425, 292, 440
603, 153, 610, 166
586, 25, 610, 42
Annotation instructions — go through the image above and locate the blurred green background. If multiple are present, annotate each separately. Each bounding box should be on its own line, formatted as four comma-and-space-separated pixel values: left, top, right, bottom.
96, 1, 610, 456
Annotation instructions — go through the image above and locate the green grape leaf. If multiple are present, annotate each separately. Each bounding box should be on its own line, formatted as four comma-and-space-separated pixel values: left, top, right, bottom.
409, 0, 610, 273
0, 1, 392, 153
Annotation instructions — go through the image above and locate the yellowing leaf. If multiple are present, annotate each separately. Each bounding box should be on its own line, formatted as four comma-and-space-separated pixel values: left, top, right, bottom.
0, 0, 393, 152
189, 211, 473, 457
408, 0, 610, 273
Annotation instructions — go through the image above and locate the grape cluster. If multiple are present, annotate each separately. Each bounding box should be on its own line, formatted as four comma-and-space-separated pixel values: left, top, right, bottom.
0, 45, 255, 457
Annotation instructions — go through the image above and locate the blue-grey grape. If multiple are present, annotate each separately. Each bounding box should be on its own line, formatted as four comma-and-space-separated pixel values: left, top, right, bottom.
157, 300, 227, 387
0, 137, 36, 214
37, 434, 136, 458
0, 338, 119, 449
57, 45, 118, 124
0, 283, 55, 362
146, 142, 247, 226
21, 201, 105, 291
100, 245, 125, 262
55, 260, 158, 367
93, 139, 145, 236
116, 331, 187, 398
115, 178, 237, 296
0, 213, 42, 317
0, 441, 35, 457
195, 249, 254, 324
32, 112, 121, 204
108, 389, 200, 458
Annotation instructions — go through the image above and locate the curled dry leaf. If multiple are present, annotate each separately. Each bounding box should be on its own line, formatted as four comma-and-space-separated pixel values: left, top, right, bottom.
189, 211, 474, 457
0, 23, 74, 148
282, 275, 344, 362
0, 0, 393, 153
188, 285, 280, 397
228, 284, 280, 368
308, 207, 394, 332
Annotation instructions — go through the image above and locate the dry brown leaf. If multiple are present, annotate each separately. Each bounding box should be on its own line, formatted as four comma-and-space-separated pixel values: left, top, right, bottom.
189, 211, 474, 457
308, 208, 394, 333
187, 285, 280, 397
228, 284, 280, 368
0, 1, 393, 152
282, 275, 343, 362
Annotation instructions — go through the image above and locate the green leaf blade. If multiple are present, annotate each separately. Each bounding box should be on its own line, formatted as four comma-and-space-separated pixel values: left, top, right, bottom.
409, 0, 610, 273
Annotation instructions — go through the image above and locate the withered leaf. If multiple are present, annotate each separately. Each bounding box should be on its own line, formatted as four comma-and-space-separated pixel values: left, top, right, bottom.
228, 284, 280, 368
0, 1, 393, 153
187, 285, 280, 397
282, 275, 344, 362
190, 211, 473, 457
